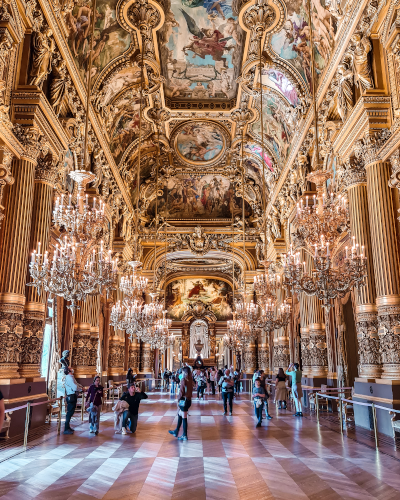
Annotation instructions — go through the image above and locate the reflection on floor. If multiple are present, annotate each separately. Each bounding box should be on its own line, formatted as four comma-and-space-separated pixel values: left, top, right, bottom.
1, 391, 400, 499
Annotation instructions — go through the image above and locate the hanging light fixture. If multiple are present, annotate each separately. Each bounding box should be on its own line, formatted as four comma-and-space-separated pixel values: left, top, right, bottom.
28, 0, 117, 315
282, 0, 367, 313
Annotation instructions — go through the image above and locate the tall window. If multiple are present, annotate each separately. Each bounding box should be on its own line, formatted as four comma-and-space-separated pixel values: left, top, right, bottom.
40, 305, 53, 379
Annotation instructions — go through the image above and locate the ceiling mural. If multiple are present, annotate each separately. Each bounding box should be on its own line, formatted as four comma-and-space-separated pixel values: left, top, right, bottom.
261, 68, 300, 107
158, 0, 244, 102
147, 174, 252, 219
270, 0, 337, 88
65, 0, 131, 82
175, 121, 225, 164
166, 278, 232, 320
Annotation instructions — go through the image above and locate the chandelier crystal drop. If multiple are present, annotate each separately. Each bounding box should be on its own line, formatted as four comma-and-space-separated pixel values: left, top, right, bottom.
28, 171, 117, 315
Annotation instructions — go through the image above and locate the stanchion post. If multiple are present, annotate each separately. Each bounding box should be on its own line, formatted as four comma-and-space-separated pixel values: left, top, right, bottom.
338, 395, 343, 434
57, 397, 63, 435
23, 402, 31, 448
316, 393, 319, 422
372, 402, 379, 449
81, 391, 85, 421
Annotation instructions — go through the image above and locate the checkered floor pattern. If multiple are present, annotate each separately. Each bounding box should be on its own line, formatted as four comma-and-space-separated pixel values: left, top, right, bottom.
1, 391, 400, 499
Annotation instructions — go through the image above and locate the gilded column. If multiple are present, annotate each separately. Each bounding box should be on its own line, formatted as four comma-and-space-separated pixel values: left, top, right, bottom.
129, 338, 140, 373
0, 127, 42, 379
345, 159, 379, 378
108, 331, 124, 378
89, 295, 100, 375
307, 294, 328, 378
243, 342, 257, 374
258, 331, 269, 373
363, 142, 400, 379
0, 146, 14, 230
72, 301, 94, 381
140, 342, 152, 374
21, 153, 58, 379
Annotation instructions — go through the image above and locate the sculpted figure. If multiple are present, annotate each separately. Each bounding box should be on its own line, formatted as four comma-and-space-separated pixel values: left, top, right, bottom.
29, 27, 55, 87
336, 63, 354, 121
351, 33, 374, 92
50, 60, 68, 116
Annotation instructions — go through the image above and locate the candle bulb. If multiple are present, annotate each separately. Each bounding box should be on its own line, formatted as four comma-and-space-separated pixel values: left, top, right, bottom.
327, 242, 330, 257
306, 195, 308, 207
93, 197, 96, 209
315, 244, 317, 257
345, 246, 348, 259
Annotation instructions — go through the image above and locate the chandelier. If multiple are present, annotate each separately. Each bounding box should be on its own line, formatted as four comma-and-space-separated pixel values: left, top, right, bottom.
283, 171, 367, 312
29, 170, 117, 315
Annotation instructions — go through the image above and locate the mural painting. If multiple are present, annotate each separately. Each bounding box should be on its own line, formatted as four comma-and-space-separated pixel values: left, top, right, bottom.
270, 0, 336, 88
245, 158, 275, 195
251, 95, 295, 162
175, 122, 225, 163
158, 0, 244, 100
244, 143, 274, 172
65, 0, 131, 82
148, 174, 252, 219
262, 69, 300, 107
166, 278, 232, 320
99, 67, 141, 107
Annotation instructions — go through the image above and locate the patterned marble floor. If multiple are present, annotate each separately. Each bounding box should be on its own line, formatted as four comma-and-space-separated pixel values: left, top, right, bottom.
1, 390, 400, 500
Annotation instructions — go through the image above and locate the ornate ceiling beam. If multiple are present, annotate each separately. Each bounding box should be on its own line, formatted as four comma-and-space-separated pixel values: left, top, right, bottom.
36, 0, 134, 213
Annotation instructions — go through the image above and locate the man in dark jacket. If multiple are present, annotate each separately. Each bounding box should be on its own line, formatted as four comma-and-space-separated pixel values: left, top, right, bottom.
120, 385, 148, 434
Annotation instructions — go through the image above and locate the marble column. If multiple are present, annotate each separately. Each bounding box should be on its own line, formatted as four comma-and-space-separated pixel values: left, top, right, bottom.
21, 153, 58, 379
366, 157, 400, 379
346, 164, 379, 378
0, 128, 42, 379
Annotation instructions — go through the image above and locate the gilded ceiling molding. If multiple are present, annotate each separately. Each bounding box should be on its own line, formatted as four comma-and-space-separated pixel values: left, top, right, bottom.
36, 0, 134, 213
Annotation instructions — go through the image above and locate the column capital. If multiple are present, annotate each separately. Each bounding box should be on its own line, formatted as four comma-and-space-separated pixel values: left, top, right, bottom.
354, 130, 391, 167
389, 148, 400, 190
35, 150, 63, 185
13, 124, 48, 164
343, 157, 367, 188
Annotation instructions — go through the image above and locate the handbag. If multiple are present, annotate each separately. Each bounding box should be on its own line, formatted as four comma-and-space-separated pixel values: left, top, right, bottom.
178, 398, 187, 409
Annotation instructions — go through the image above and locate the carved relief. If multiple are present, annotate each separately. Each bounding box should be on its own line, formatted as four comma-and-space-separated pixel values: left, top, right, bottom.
29, 24, 55, 87
0, 304, 24, 377
20, 313, 45, 376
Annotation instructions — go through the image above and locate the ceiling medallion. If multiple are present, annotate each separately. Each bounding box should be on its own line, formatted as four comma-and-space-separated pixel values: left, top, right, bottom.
171, 120, 229, 167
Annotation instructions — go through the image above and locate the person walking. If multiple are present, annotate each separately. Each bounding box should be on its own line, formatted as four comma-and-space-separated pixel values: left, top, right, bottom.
209, 367, 216, 395
63, 367, 83, 434
169, 366, 193, 441
219, 369, 234, 415
126, 368, 136, 389
85, 375, 104, 434
120, 384, 148, 434
286, 363, 303, 416
216, 369, 223, 393
196, 369, 207, 399
275, 367, 288, 409
252, 377, 266, 427
233, 368, 241, 395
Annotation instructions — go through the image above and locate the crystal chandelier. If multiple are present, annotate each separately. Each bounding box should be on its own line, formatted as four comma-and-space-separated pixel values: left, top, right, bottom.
29, 170, 117, 315
253, 260, 281, 302
283, 171, 367, 312
120, 261, 148, 297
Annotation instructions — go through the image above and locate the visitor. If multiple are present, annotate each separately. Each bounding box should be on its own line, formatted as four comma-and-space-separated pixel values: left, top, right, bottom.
219, 369, 234, 415
216, 369, 223, 392
85, 375, 104, 434
196, 369, 207, 399
253, 377, 266, 427
126, 367, 136, 389
209, 367, 216, 395
170, 371, 176, 393
120, 384, 148, 434
286, 363, 303, 416
163, 369, 171, 390
63, 367, 83, 435
233, 368, 241, 395
169, 365, 193, 441
252, 369, 259, 388
275, 367, 288, 409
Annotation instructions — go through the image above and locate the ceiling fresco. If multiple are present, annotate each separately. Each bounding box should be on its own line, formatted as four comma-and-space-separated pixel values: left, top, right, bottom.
158, 0, 244, 102
261, 68, 300, 107
175, 121, 225, 164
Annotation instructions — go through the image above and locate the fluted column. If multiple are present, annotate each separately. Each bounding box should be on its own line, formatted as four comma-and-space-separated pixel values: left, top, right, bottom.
299, 250, 311, 375
366, 157, 400, 379
89, 295, 100, 375
346, 164, 379, 378
21, 153, 58, 379
243, 342, 256, 374
0, 128, 42, 379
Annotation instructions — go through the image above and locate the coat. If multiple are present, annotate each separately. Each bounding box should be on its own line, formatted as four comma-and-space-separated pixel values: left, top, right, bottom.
112, 400, 129, 433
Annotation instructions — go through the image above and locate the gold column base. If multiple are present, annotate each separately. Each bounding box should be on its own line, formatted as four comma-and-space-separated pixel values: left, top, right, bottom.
129, 343, 140, 373
0, 300, 24, 379
381, 364, 400, 380
243, 343, 257, 374
257, 343, 268, 372
309, 366, 328, 377
0, 363, 21, 379
19, 305, 45, 380
358, 365, 382, 379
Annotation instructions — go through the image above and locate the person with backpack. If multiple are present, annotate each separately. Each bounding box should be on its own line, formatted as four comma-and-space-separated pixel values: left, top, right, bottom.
196, 369, 207, 399
219, 369, 234, 415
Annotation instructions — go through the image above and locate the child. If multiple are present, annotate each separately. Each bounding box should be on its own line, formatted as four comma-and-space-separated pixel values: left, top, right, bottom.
252, 377, 272, 427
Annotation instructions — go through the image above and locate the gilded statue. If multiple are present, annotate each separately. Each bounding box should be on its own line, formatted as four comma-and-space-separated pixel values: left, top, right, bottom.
350, 33, 374, 93
336, 63, 354, 121
29, 27, 55, 87
50, 59, 68, 116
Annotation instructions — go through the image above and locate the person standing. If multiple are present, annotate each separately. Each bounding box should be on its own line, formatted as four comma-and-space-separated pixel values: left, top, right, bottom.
219, 369, 234, 415
286, 363, 303, 416
85, 375, 104, 434
209, 367, 216, 395
216, 369, 223, 393
196, 369, 207, 399
63, 367, 83, 434
126, 367, 136, 389
169, 366, 193, 441
233, 368, 241, 395
275, 368, 288, 409
252, 377, 266, 427
120, 384, 148, 434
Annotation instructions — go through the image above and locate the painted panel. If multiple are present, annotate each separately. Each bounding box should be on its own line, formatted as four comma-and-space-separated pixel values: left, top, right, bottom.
261, 69, 300, 107
148, 174, 252, 219
65, 0, 131, 82
175, 122, 225, 163
166, 278, 232, 320
158, 0, 244, 100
